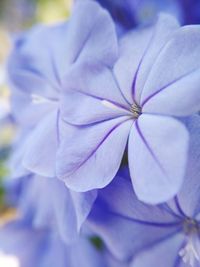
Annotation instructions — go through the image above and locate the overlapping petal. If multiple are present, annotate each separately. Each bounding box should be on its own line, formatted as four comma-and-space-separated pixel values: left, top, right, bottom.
61, 89, 130, 126
69, 190, 97, 231
141, 25, 200, 116
23, 110, 58, 177
9, 174, 97, 244
88, 172, 181, 261
0, 220, 109, 267
0, 220, 48, 267
131, 234, 183, 267
57, 117, 132, 191
177, 115, 200, 217
63, 0, 118, 67
61, 59, 129, 119
114, 14, 179, 104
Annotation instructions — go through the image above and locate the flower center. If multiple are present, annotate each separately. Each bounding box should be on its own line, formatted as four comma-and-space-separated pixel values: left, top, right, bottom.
183, 218, 200, 235
130, 103, 142, 119
179, 218, 200, 266
101, 99, 142, 119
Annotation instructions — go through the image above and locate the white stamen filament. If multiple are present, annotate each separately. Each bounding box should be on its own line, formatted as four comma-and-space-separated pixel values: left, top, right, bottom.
101, 100, 130, 114
179, 236, 200, 267
31, 94, 56, 105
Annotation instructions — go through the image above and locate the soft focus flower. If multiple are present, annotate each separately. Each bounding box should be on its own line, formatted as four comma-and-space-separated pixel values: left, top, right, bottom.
94, 0, 200, 31
94, 0, 182, 32
1, 170, 123, 267
56, 8, 200, 204
92, 0, 137, 34
88, 115, 200, 266
132, 0, 183, 25
6, 1, 109, 242
5, 173, 97, 243
180, 0, 200, 25
6, 129, 97, 243
0, 219, 112, 267
7, 0, 115, 178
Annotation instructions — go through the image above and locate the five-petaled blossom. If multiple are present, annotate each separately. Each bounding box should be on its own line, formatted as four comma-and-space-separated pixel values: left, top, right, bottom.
57, 3, 200, 204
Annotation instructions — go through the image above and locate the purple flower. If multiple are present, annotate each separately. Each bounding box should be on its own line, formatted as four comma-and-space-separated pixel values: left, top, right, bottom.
93, 0, 200, 30
92, 0, 137, 33
180, 0, 200, 25
8, 174, 97, 243
7, 0, 116, 179
6, 1, 110, 241
94, 0, 182, 31
5, 138, 97, 243
135, 0, 200, 25
56, 10, 200, 204
87, 115, 200, 266
0, 220, 48, 267
0, 219, 112, 267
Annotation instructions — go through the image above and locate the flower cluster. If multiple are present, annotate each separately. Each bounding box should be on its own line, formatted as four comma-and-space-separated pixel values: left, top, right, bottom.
1, 0, 200, 267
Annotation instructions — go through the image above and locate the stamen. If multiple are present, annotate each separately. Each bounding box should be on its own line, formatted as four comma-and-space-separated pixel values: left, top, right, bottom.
130, 103, 142, 119
179, 237, 200, 266
31, 94, 57, 104
180, 219, 200, 266
183, 218, 200, 235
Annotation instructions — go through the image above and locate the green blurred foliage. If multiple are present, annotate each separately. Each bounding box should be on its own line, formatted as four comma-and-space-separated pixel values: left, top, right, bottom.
0, 0, 72, 31
36, 0, 72, 24
0, 159, 8, 210
90, 236, 104, 251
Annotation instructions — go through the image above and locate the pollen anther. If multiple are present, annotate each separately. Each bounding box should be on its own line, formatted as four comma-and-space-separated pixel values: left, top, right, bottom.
130, 103, 142, 119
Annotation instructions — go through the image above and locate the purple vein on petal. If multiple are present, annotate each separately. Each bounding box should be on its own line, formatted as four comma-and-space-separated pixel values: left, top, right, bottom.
160, 203, 182, 219
69, 88, 130, 111
173, 251, 182, 267
61, 114, 130, 128
131, 229, 183, 261
141, 67, 200, 107
174, 197, 187, 218
18, 59, 61, 92
111, 68, 132, 106
131, 26, 157, 102
66, 118, 132, 177
108, 209, 181, 228
135, 120, 167, 175
71, 12, 101, 64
